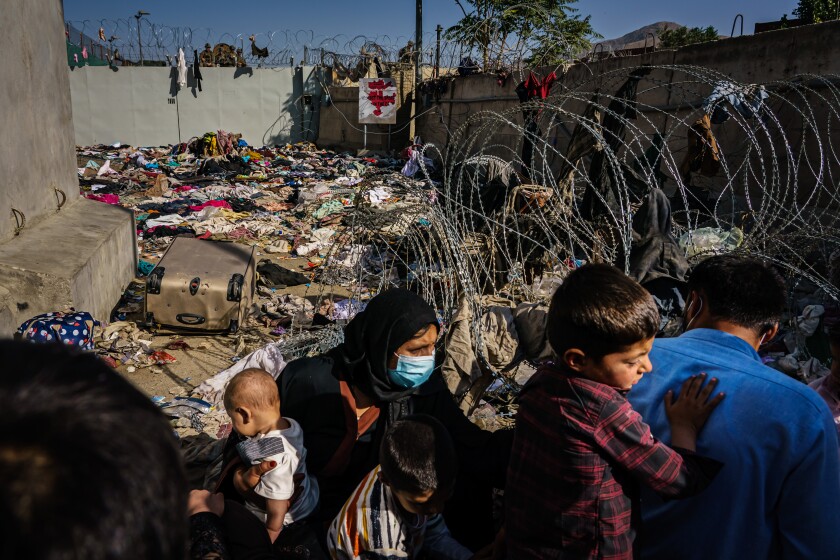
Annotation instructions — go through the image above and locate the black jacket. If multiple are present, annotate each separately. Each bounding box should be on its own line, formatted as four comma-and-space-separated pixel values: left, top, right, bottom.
278, 351, 513, 522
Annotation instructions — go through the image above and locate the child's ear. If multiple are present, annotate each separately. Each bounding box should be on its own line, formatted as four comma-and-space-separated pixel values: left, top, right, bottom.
236, 406, 252, 423
562, 348, 589, 372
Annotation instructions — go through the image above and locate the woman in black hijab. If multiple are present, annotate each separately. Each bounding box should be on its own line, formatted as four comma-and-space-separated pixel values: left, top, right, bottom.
221, 289, 511, 552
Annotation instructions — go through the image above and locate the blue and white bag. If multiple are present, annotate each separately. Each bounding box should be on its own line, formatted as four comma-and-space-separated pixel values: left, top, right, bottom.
16, 311, 99, 351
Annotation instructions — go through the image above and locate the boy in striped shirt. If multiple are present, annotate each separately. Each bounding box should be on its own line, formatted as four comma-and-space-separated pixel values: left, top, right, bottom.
328, 415, 472, 560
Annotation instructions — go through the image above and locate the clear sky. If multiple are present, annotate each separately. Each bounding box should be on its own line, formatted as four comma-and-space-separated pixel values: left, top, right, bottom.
63, 0, 799, 44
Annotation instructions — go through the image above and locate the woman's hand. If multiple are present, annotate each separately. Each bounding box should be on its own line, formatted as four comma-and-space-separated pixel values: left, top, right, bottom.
232, 459, 278, 500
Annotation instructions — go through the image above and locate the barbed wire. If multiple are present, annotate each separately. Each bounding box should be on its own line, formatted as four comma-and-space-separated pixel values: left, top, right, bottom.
431, 65, 840, 298
65, 18, 476, 69
64, 15, 590, 74
284, 64, 840, 392
73, 57, 840, 394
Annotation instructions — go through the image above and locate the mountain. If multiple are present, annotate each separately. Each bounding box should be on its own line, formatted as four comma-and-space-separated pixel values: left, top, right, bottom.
597, 21, 683, 52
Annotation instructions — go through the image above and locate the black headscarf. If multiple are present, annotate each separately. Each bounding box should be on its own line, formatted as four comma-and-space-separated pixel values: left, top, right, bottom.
330, 289, 438, 405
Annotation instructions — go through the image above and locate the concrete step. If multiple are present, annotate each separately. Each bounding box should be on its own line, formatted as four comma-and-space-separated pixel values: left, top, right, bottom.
0, 285, 14, 335
0, 198, 135, 336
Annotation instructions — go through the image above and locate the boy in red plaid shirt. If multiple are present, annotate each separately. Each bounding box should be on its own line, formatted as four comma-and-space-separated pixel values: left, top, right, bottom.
504, 264, 724, 560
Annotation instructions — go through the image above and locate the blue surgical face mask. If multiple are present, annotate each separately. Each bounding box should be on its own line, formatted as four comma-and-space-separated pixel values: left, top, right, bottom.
387, 351, 435, 389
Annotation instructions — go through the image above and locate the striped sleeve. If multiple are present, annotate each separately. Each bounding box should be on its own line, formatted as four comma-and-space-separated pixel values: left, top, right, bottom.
327, 467, 410, 560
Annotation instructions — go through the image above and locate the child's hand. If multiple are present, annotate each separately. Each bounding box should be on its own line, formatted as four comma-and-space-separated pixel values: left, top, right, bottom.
664, 373, 725, 451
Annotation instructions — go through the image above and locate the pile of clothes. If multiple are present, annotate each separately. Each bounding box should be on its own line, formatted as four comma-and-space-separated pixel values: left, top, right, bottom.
78, 134, 437, 336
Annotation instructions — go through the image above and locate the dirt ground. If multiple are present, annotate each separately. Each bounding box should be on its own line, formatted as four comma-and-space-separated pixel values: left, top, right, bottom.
107, 251, 523, 467
118, 251, 352, 394
108, 250, 522, 444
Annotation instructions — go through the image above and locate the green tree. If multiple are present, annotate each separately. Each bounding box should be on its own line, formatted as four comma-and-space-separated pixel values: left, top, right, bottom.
793, 0, 838, 22
445, 0, 598, 70
658, 26, 720, 49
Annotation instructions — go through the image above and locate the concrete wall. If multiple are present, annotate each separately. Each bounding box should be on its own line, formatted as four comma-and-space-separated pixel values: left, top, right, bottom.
0, 0, 81, 242
317, 86, 413, 152
0, 199, 137, 334
0, 0, 135, 333
69, 65, 326, 147
317, 70, 416, 152
417, 21, 840, 155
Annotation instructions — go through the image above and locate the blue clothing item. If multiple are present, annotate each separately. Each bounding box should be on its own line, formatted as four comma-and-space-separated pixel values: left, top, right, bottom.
628, 329, 840, 560
703, 81, 769, 124
16, 311, 99, 351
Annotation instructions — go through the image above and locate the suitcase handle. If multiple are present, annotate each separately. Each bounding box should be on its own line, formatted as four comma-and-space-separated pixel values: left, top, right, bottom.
147, 267, 166, 295
176, 313, 206, 325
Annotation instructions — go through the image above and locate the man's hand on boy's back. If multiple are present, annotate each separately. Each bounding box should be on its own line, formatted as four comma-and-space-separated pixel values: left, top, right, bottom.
664, 373, 725, 451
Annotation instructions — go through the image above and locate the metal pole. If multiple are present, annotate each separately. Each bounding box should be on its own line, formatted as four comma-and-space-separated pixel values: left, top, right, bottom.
730, 14, 744, 38
135, 11, 150, 66
435, 24, 442, 79
364, 125, 368, 150
176, 91, 182, 144
414, 0, 423, 121
137, 20, 143, 66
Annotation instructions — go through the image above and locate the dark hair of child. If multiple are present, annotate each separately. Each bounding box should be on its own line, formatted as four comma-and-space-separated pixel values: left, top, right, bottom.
379, 414, 457, 495
547, 263, 660, 359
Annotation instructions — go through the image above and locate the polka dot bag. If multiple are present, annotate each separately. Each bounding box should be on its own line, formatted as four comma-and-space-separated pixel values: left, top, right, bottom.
15, 311, 99, 351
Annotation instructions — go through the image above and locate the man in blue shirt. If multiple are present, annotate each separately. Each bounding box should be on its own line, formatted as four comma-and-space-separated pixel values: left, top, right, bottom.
629, 255, 840, 559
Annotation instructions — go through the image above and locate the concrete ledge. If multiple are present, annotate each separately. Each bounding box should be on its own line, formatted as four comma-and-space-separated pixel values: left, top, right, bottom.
0, 198, 136, 335
0, 286, 14, 335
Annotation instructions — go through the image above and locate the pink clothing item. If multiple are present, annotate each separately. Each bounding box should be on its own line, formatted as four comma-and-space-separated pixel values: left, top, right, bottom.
173, 185, 197, 193
189, 200, 232, 211
809, 374, 840, 443
226, 226, 256, 240
86, 193, 120, 205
